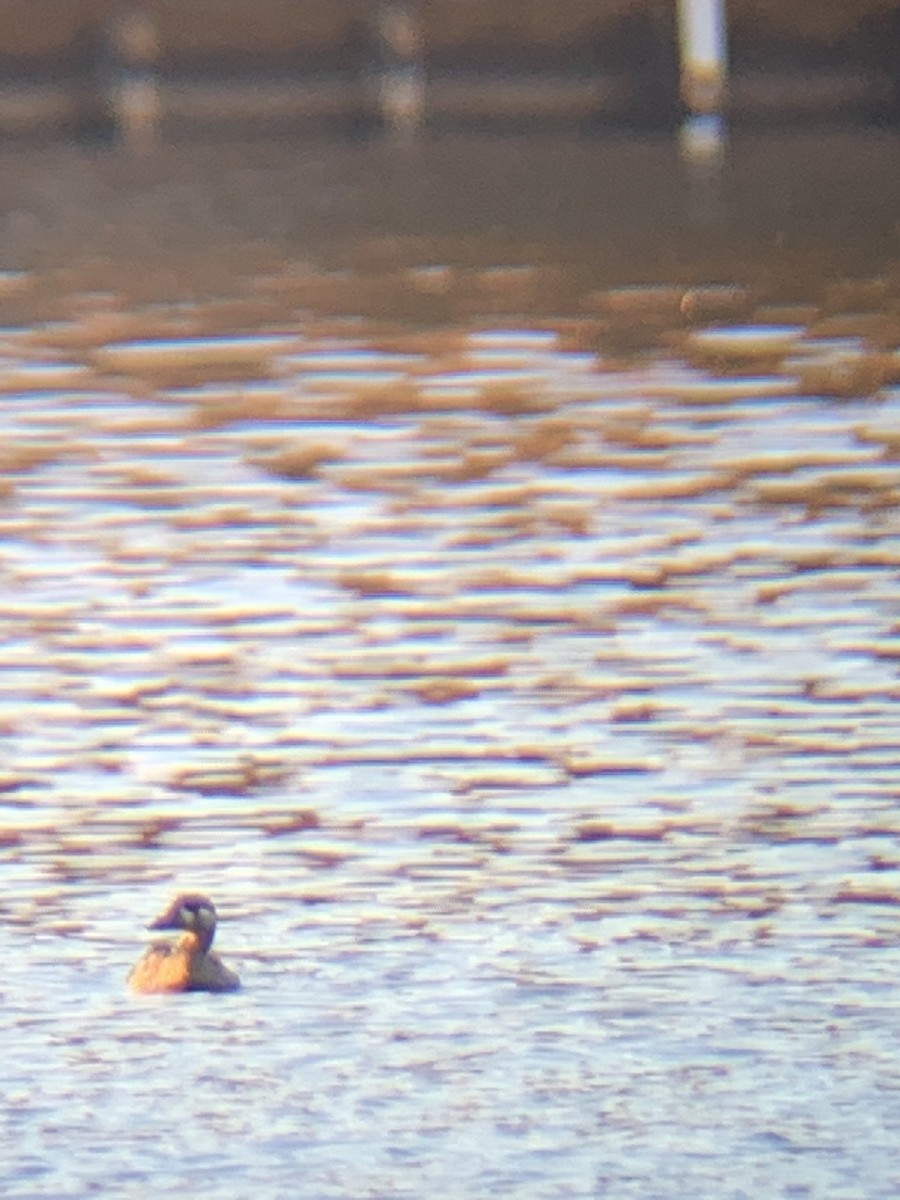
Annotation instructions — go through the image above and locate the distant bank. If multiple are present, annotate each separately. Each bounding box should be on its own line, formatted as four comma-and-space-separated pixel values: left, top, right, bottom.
0, 0, 896, 139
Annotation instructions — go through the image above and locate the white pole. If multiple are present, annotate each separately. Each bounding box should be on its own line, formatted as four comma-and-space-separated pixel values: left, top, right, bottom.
677, 0, 727, 162
677, 0, 728, 117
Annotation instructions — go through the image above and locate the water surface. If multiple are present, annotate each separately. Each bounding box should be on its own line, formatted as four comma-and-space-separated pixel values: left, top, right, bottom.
1, 129, 900, 1198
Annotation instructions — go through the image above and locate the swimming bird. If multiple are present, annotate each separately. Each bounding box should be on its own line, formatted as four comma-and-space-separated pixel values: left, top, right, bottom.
127, 894, 240, 994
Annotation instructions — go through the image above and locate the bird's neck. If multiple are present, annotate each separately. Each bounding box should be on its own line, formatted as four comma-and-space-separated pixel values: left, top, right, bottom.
178, 927, 214, 955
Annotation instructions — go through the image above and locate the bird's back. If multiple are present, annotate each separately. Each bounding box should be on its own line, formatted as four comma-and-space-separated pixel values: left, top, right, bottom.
127, 938, 193, 994
128, 933, 240, 994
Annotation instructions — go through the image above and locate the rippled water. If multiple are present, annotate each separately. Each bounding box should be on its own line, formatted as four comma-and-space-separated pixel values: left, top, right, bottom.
1, 130, 900, 1198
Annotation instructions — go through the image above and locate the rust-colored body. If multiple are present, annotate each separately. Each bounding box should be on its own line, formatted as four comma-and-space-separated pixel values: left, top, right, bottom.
128, 895, 240, 994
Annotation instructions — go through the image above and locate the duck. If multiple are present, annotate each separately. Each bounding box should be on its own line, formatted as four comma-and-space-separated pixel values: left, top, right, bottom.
127, 894, 240, 994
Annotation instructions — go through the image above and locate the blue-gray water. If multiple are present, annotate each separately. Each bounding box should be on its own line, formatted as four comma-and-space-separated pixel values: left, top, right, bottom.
1, 129, 900, 1198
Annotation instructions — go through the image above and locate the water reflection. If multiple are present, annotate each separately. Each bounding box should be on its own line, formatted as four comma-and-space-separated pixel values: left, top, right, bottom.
0, 130, 899, 1197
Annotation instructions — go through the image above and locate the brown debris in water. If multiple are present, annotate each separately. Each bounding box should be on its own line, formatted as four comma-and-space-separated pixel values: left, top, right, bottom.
169, 756, 293, 796
557, 753, 661, 777
795, 350, 891, 399
337, 569, 411, 597
417, 822, 480, 843
751, 469, 900, 511
412, 677, 480, 705
260, 809, 321, 836
132, 816, 181, 847
442, 449, 512, 482
258, 441, 344, 480
572, 820, 668, 842
189, 390, 288, 429
477, 384, 547, 416
610, 699, 659, 722
832, 884, 900, 906
513, 418, 578, 462
611, 589, 708, 617
616, 472, 729, 501
855, 425, 900, 459
0, 443, 66, 476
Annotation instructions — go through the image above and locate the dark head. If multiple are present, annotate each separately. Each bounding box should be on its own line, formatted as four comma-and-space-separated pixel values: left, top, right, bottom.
149, 894, 218, 954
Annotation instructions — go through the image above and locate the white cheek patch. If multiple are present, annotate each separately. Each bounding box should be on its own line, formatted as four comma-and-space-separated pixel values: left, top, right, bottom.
179, 906, 196, 926
197, 907, 214, 927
